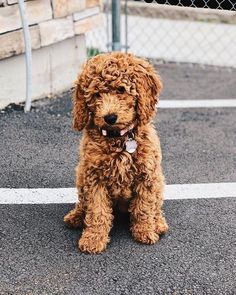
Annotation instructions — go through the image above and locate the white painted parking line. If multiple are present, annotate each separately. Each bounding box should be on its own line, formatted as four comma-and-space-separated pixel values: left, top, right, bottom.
1, 183, 236, 204
158, 99, 236, 108
0, 188, 75, 204
165, 183, 236, 200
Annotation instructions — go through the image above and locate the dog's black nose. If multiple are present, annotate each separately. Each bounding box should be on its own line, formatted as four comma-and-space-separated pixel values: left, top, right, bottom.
104, 114, 117, 125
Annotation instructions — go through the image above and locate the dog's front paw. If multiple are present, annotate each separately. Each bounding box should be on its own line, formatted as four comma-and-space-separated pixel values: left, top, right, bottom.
64, 209, 83, 229
78, 230, 109, 254
131, 224, 159, 245
155, 217, 169, 235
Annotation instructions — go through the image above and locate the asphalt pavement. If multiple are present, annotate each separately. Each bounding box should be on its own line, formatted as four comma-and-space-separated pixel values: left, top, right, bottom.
0, 63, 236, 294
1, 199, 236, 295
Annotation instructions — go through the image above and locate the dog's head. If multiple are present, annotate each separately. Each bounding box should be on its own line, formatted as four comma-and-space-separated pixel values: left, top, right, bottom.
72, 52, 162, 134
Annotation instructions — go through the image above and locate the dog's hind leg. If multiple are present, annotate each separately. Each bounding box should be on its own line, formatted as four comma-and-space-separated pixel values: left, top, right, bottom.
154, 190, 168, 235
64, 201, 84, 229
154, 211, 168, 235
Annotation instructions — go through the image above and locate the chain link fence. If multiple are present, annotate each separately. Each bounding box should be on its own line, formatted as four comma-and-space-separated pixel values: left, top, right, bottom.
86, 0, 236, 68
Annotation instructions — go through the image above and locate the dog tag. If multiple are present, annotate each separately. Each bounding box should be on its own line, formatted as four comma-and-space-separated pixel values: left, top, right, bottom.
125, 138, 137, 153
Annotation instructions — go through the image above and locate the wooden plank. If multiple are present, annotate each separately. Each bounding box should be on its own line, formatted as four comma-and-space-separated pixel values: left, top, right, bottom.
0, 25, 40, 60
39, 16, 74, 47
0, 0, 52, 34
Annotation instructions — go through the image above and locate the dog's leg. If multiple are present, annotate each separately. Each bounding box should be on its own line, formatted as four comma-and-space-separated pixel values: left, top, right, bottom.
64, 201, 84, 229
154, 212, 168, 235
129, 181, 159, 245
78, 185, 113, 254
153, 190, 169, 235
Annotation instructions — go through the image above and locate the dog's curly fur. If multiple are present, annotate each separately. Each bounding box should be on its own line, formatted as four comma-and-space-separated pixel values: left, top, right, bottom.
64, 52, 168, 253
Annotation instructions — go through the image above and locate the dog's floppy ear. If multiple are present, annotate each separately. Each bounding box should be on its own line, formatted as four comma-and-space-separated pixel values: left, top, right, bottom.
72, 76, 89, 131
136, 60, 163, 125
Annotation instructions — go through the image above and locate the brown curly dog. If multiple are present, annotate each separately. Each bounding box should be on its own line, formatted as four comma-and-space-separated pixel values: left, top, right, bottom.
64, 52, 168, 254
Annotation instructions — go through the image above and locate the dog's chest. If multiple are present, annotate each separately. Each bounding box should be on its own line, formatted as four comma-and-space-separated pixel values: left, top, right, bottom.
105, 151, 137, 199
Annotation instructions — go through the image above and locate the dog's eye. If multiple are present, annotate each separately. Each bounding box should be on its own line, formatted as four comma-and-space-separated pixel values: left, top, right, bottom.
117, 86, 125, 94
93, 93, 100, 99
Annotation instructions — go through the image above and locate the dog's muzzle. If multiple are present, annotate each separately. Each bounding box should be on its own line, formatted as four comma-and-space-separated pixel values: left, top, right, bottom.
101, 123, 135, 138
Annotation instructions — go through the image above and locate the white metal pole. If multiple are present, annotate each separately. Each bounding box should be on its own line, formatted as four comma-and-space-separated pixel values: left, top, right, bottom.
18, 0, 32, 112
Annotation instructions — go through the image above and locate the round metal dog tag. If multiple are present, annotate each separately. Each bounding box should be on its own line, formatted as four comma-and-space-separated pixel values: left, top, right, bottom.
126, 139, 137, 153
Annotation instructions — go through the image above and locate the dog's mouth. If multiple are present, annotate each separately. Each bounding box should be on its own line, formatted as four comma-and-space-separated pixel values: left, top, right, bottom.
100, 123, 135, 138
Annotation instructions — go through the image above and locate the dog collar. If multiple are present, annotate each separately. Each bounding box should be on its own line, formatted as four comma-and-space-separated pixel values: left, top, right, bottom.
100, 123, 137, 153
101, 123, 135, 138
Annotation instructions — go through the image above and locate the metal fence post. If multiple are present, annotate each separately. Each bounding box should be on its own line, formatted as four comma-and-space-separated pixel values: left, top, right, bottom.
111, 0, 121, 51
125, 0, 128, 53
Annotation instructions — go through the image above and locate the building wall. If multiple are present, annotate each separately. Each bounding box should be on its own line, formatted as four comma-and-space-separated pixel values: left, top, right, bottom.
0, 0, 103, 109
